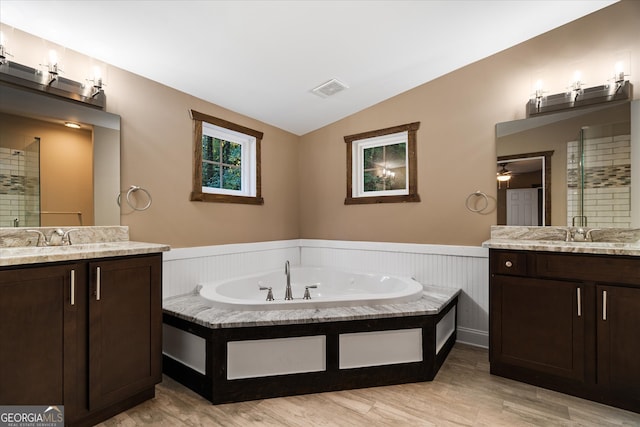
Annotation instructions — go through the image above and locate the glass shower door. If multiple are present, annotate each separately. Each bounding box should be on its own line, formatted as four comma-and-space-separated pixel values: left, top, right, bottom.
567, 121, 631, 228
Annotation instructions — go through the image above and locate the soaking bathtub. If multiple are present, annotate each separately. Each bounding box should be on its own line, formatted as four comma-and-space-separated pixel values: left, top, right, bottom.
163, 264, 460, 404
199, 265, 425, 310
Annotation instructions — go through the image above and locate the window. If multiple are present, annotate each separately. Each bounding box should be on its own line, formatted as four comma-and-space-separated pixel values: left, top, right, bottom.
345, 122, 420, 204
190, 110, 264, 205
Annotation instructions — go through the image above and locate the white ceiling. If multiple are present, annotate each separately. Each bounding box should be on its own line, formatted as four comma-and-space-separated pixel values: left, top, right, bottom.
0, 1, 617, 135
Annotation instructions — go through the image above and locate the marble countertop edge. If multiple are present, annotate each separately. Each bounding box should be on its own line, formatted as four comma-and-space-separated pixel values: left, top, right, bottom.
162, 285, 461, 329
482, 239, 640, 256
0, 241, 170, 266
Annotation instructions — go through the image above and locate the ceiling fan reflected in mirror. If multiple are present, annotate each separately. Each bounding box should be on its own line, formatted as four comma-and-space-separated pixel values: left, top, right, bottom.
497, 163, 512, 188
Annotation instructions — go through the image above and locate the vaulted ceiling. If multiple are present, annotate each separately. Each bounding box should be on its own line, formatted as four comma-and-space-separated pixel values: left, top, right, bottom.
0, 1, 617, 135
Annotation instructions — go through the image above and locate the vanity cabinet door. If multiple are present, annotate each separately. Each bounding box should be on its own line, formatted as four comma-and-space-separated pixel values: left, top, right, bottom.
490, 275, 586, 382
0, 263, 84, 414
87, 254, 162, 410
597, 284, 640, 404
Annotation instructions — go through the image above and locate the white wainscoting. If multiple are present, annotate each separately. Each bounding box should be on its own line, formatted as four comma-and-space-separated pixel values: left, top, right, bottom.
162, 240, 301, 298
162, 239, 489, 348
300, 240, 489, 347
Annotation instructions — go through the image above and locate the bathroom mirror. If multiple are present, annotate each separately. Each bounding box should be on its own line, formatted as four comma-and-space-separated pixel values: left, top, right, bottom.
496, 101, 635, 227
0, 83, 120, 227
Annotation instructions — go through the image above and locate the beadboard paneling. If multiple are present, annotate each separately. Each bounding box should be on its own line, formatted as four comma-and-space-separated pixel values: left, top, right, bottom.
299, 240, 489, 347
162, 240, 301, 298
162, 239, 489, 347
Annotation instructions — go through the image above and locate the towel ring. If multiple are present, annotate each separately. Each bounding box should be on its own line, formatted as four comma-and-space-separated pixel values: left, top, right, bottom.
117, 185, 152, 211
465, 191, 489, 213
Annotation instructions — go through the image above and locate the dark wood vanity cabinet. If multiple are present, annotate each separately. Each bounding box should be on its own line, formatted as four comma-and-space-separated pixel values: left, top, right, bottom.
0, 263, 85, 413
596, 284, 640, 400
0, 254, 162, 426
87, 256, 162, 412
490, 249, 640, 413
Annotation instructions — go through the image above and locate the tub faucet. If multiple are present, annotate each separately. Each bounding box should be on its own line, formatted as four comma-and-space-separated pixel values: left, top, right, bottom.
284, 260, 293, 300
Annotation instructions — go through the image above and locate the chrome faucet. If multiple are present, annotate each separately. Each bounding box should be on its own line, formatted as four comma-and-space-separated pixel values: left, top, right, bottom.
62, 228, 79, 245
48, 228, 65, 246
284, 260, 293, 300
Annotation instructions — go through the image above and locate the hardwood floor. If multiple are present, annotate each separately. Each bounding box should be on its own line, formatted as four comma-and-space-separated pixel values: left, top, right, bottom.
97, 344, 640, 426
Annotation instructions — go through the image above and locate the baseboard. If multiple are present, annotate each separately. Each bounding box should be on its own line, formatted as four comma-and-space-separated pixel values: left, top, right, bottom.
456, 326, 488, 349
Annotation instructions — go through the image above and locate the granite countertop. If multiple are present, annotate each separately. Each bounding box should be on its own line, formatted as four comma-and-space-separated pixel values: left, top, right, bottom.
0, 241, 170, 266
163, 285, 461, 329
0, 226, 170, 266
483, 226, 640, 256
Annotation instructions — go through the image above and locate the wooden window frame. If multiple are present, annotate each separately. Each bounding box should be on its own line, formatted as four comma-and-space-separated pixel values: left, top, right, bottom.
190, 110, 264, 205
345, 122, 421, 205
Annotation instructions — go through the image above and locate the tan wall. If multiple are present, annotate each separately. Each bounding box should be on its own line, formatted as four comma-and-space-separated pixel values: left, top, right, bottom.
298, 0, 640, 246
0, 113, 93, 226
1, 25, 301, 248
2, 1, 639, 247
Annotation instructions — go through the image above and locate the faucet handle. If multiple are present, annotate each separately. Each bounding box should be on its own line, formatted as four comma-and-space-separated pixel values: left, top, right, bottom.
259, 286, 274, 301
26, 229, 48, 246
585, 228, 602, 242
303, 285, 318, 300
62, 228, 80, 245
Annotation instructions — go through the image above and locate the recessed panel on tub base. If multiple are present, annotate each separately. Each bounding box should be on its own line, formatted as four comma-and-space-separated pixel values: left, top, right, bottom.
227, 336, 326, 379
162, 296, 458, 404
162, 324, 206, 374
339, 329, 422, 369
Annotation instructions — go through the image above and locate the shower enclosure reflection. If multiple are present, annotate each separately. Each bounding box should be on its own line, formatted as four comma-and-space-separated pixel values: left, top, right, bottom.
496, 101, 634, 227
0, 135, 40, 227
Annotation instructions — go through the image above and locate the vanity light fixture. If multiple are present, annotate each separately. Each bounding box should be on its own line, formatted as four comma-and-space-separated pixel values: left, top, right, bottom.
532, 79, 547, 110
0, 31, 11, 65
569, 70, 584, 102
527, 67, 631, 117
611, 61, 630, 93
87, 65, 104, 98
45, 49, 61, 85
64, 121, 81, 129
0, 42, 106, 109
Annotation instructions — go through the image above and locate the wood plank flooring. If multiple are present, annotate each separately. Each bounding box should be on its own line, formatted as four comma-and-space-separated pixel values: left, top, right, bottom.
97, 344, 640, 426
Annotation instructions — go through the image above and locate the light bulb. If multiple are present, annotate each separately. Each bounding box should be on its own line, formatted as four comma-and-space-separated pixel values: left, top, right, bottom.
48, 49, 58, 66
614, 61, 625, 83
534, 79, 544, 98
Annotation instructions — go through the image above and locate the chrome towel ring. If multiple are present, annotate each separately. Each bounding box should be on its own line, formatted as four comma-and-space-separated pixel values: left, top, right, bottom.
465, 191, 489, 213
117, 185, 152, 211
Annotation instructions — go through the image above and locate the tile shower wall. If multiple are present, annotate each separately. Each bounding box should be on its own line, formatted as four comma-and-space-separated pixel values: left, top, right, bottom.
567, 134, 631, 228
0, 146, 40, 227
162, 240, 489, 348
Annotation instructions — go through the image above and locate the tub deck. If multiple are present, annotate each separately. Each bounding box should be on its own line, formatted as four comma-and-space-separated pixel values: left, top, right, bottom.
163, 285, 460, 404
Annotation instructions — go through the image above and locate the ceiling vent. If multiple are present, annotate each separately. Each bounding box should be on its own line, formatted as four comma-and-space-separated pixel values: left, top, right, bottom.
311, 78, 349, 98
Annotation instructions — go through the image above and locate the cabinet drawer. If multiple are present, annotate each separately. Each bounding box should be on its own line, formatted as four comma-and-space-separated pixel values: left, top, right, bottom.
536, 253, 640, 285
492, 251, 528, 276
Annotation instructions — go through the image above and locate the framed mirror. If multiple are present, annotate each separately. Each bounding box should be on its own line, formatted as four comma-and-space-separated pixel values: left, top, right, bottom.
0, 84, 120, 227
496, 101, 633, 227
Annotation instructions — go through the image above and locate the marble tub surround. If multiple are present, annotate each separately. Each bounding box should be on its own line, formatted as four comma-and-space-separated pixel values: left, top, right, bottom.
0, 226, 170, 266
163, 284, 460, 329
484, 225, 640, 256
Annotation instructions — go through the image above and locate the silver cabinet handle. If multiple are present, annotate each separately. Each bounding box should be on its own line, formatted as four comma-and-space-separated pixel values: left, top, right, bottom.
602, 290, 607, 321
70, 269, 75, 306
576, 287, 581, 317
505, 261, 513, 268
96, 266, 101, 301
